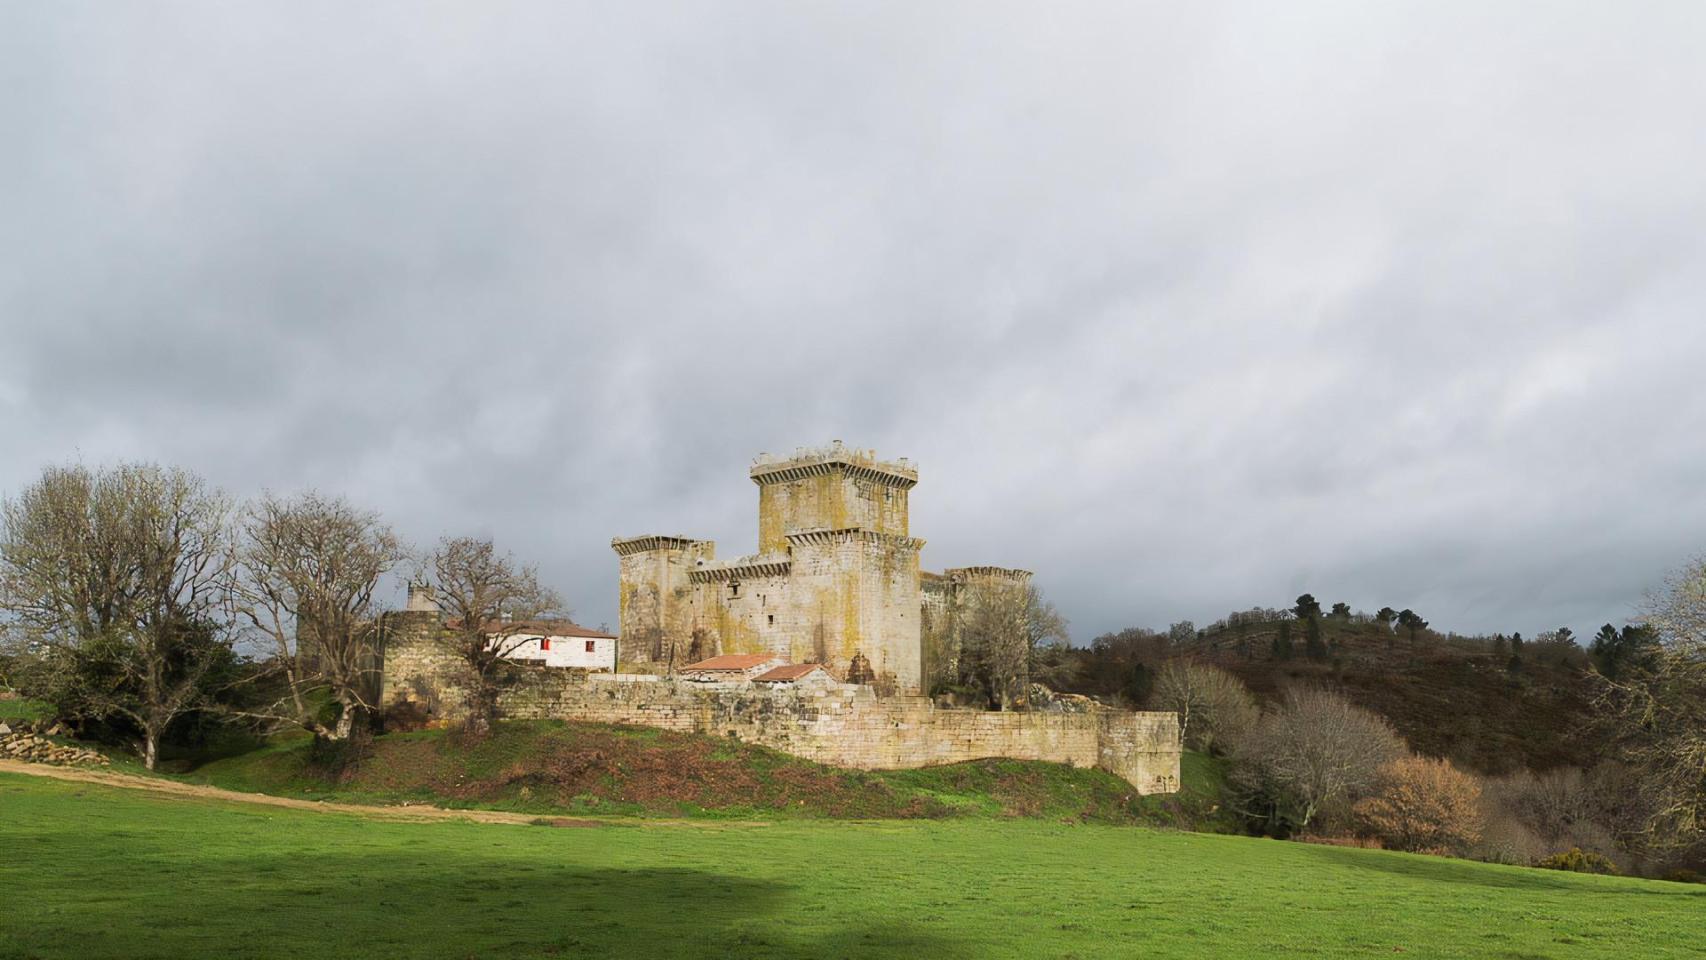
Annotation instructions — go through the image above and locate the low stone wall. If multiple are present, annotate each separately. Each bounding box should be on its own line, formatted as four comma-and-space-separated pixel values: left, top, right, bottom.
382, 648, 1180, 793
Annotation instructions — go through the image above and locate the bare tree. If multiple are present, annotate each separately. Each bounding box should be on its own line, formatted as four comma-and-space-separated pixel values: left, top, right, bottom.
921, 587, 963, 696
1594, 557, 1706, 847
958, 580, 1067, 710
235, 492, 405, 743
430, 536, 564, 735
1149, 660, 1258, 754
1479, 766, 1626, 864
1230, 687, 1407, 834
1166, 620, 1198, 648
0, 464, 235, 769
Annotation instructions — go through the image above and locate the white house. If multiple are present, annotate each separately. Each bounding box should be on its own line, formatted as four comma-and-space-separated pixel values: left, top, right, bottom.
484, 619, 619, 671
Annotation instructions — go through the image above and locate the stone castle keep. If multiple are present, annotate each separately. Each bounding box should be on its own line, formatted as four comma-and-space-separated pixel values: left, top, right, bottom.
612, 443, 1025, 696
380, 444, 1181, 793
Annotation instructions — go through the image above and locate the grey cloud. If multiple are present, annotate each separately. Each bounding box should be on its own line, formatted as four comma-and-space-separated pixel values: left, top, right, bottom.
3, 2, 1704, 639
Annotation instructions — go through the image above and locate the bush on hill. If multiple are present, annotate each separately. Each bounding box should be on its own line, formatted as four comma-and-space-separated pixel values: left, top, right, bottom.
1538, 847, 1621, 875
1354, 756, 1483, 856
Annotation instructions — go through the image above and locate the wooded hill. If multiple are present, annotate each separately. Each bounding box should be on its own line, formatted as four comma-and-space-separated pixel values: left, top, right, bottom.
1065, 600, 1618, 776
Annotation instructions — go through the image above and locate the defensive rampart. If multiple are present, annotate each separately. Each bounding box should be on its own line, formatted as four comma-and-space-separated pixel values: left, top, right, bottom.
380, 627, 1180, 794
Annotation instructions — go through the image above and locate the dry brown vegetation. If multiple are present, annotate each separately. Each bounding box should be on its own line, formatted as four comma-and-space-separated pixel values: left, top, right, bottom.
1354, 756, 1483, 855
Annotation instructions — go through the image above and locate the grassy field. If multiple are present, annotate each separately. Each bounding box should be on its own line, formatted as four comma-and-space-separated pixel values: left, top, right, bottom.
3, 772, 1700, 960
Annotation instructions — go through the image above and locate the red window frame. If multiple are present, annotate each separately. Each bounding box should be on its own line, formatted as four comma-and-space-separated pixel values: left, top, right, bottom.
585, 640, 596, 653
540, 637, 551, 652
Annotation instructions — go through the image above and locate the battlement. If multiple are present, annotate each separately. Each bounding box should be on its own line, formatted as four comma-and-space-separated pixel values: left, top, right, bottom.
751, 442, 918, 489
611, 535, 710, 557
944, 566, 1034, 584
688, 553, 793, 583
785, 528, 926, 551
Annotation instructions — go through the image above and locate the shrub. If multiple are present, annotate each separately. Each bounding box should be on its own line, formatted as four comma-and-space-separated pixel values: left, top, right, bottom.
1293, 834, 1381, 849
1354, 756, 1484, 855
1537, 847, 1620, 875
1475, 810, 1548, 866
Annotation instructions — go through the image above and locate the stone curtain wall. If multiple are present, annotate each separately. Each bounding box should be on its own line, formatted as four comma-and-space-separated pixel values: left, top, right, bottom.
491, 670, 1180, 794
382, 625, 1181, 793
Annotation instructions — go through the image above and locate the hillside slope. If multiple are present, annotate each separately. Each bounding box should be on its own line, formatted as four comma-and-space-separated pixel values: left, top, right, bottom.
187, 719, 1194, 824
1216, 653, 1597, 773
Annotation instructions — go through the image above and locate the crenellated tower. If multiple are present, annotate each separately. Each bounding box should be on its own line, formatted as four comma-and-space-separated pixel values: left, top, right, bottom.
610, 444, 1026, 699
751, 442, 917, 552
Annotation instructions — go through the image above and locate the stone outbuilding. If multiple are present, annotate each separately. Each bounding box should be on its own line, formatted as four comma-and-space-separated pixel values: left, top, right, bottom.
678, 654, 788, 682
751, 663, 836, 689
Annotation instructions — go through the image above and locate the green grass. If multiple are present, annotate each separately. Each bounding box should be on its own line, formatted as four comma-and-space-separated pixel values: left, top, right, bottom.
0, 698, 49, 724
176, 720, 1188, 825
2, 773, 1700, 959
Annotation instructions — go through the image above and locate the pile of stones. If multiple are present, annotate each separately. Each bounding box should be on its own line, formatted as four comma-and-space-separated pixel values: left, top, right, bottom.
0, 721, 110, 766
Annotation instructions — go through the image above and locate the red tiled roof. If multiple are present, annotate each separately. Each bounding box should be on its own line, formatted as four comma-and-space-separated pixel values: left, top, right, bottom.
752, 664, 827, 683
682, 654, 778, 672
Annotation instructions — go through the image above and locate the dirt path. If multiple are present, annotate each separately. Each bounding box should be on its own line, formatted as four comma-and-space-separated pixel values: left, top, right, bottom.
0, 759, 607, 827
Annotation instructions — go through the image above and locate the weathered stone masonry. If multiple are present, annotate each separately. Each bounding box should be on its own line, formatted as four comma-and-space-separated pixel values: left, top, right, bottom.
613, 444, 928, 695
380, 582, 1182, 795
507, 677, 1181, 795
380, 638, 1180, 793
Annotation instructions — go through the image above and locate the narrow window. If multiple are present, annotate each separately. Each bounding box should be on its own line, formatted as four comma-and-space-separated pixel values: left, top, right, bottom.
585, 640, 596, 653
767, 614, 775, 626
728, 581, 740, 598
540, 637, 550, 652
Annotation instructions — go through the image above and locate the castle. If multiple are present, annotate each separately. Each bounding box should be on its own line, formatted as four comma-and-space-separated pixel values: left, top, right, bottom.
378, 444, 1181, 793
612, 442, 1031, 695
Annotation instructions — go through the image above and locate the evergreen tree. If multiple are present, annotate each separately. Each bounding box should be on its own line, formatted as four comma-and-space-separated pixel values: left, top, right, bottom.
1590, 623, 1660, 680
1305, 616, 1328, 662
1294, 594, 1322, 621
1376, 607, 1398, 647
1272, 622, 1294, 661
1396, 609, 1429, 649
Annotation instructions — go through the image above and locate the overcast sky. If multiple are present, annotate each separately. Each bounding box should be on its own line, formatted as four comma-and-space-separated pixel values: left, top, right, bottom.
4, 3, 1704, 641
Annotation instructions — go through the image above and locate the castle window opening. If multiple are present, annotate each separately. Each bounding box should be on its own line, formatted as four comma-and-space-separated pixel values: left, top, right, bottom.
729, 581, 740, 598
768, 614, 775, 626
